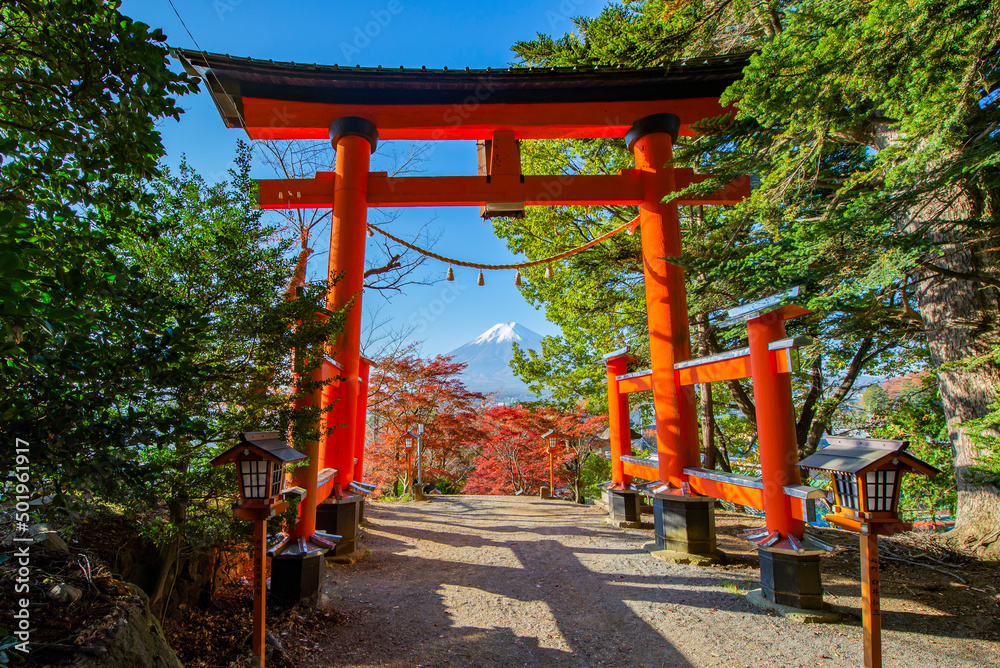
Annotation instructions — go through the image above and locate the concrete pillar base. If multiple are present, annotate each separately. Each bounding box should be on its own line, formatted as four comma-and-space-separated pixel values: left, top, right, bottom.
644, 542, 726, 566
744, 588, 841, 623
650, 495, 716, 554
269, 551, 325, 605
316, 494, 363, 557
608, 489, 641, 523
758, 548, 824, 610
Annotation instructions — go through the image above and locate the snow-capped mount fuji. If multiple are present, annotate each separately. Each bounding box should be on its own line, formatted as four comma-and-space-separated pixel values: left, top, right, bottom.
446, 323, 544, 400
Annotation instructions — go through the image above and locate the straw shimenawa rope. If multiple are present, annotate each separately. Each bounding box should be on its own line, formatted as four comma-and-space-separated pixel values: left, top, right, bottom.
366, 215, 638, 271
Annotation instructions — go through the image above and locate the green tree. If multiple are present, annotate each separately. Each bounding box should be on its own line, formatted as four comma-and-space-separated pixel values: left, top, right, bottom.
115, 145, 344, 615
1, 0, 199, 491
861, 385, 891, 413
508, 0, 1000, 551
865, 374, 955, 526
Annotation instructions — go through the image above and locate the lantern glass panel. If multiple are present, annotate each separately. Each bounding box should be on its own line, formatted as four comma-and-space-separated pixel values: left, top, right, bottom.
270, 462, 283, 498
240, 460, 270, 499
548, 436, 557, 447
865, 469, 897, 512
833, 471, 860, 512
405, 437, 413, 449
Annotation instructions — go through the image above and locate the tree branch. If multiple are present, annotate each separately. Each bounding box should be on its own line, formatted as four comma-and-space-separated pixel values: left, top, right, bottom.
363, 254, 402, 279
917, 260, 1000, 291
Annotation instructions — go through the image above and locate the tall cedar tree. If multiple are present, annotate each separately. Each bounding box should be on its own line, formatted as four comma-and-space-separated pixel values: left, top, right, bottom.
508, 0, 1000, 553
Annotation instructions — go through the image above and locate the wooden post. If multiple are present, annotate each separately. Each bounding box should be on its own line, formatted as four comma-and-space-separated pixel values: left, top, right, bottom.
746, 312, 803, 539
549, 449, 555, 496
288, 354, 324, 539
251, 516, 267, 668
354, 358, 371, 482
416, 431, 423, 486
861, 531, 882, 668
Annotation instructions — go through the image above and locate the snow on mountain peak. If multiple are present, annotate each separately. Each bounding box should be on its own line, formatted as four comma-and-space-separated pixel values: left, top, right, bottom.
472, 322, 523, 345
447, 322, 546, 400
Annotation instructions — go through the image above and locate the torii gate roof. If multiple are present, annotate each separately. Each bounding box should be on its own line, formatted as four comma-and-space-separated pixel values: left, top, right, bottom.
177, 50, 750, 141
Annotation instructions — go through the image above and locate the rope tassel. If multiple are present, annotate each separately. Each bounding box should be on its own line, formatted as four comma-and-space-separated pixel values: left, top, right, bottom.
514, 270, 522, 287
446, 266, 455, 281
477, 269, 485, 286
544, 263, 554, 279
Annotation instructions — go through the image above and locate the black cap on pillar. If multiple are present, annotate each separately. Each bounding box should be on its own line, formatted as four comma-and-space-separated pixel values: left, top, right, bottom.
625, 113, 680, 151
329, 117, 379, 153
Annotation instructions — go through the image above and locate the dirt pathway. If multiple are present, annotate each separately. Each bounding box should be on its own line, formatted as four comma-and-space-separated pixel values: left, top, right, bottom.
301, 496, 996, 668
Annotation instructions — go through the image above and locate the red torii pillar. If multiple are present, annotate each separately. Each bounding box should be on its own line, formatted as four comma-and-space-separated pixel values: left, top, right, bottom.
313, 117, 379, 558
354, 356, 372, 484
614, 114, 717, 555
603, 349, 636, 488
628, 113, 699, 487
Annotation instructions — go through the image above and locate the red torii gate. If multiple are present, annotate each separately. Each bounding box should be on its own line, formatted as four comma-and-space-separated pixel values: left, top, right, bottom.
181, 50, 754, 603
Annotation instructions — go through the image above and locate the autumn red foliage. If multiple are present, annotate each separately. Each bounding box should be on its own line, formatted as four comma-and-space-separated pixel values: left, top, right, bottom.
464, 405, 604, 497
364, 344, 486, 494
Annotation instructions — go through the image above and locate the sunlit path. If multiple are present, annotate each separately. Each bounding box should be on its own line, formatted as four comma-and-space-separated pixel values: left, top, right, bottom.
306, 497, 992, 668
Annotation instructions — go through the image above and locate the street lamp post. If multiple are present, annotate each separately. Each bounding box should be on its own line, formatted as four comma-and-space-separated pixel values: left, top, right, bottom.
210, 432, 306, 668
798, 437, 939, 668
402, 431, 416, 488
541, 430, 559, 499
416, 422, 425, 486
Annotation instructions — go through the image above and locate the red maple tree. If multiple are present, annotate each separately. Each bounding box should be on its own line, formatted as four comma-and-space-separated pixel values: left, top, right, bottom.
364, 344, 486, 495
461, 405, 572, 495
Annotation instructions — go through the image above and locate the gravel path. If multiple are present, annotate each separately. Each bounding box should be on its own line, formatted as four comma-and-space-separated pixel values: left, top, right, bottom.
305, 496, 996, 668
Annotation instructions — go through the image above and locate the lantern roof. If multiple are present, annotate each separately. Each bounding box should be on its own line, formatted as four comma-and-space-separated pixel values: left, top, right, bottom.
798, 436, 939, 477
210, 431, 307, 467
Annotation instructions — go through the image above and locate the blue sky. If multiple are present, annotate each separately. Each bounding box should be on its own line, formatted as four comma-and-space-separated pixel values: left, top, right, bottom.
121, 0, 609, 355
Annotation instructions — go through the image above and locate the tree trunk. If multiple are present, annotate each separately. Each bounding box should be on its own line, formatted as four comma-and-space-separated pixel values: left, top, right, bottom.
696, 318, 717, 469
915, 236, 1000, 553
871, 122, 1000, 553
